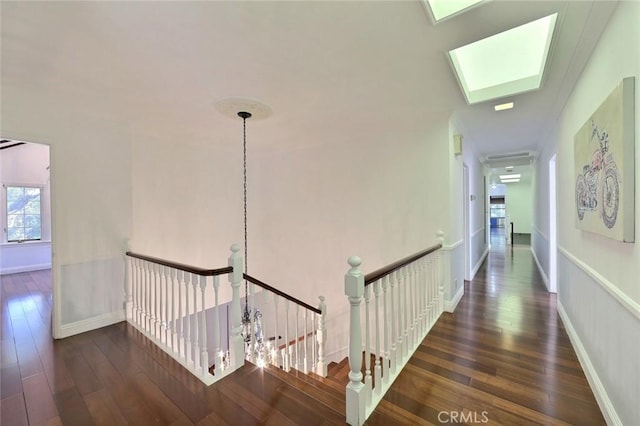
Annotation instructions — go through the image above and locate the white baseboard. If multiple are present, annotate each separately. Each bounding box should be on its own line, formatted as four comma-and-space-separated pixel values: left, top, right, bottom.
444, 284, 464, 313
470, 246, 489, 280
557, 300, 621, 425
531, 247, 550, 292
0, 263, 51, 275
58, 310, 125, 339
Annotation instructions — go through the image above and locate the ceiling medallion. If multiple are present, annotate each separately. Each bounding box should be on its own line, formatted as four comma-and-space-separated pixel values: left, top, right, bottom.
214, 97, 272, 120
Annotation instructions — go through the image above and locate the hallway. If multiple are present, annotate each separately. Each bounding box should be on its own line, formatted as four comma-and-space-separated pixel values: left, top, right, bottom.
367, 242, 605, 425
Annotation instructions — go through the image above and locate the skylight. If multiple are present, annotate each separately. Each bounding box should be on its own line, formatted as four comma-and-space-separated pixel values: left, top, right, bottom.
448, 13, 558, 104
425, 0, 485, 22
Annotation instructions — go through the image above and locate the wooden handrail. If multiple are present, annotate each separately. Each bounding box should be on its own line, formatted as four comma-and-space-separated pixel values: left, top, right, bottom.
364, 243, 443, 285
125, 251, 233, 277
243, 273, 321, 315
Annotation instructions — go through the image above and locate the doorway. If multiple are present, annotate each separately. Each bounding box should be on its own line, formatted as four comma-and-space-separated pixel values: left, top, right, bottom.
549, 154, 557, 293
463, 163, 471, 280
0, 139, 55, 329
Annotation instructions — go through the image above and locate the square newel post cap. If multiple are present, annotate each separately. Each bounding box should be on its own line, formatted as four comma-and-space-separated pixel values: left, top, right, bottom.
345, 256, 364, 298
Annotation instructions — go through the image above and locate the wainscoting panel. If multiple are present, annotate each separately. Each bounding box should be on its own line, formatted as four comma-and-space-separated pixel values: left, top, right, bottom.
443, 240, 465, 312
531, 227, 550, 290
558, 249, 639, 424
60, 257, 125, 328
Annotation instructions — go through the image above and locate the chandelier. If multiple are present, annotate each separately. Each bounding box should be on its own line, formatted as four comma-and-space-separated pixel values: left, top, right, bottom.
238, 111, 265, 361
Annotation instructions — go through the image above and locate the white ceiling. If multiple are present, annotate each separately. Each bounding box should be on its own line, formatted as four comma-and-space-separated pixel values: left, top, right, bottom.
1, 1, 618, 161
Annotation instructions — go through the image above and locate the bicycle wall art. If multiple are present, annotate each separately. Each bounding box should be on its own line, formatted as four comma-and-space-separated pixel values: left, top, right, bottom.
574, 77, 635, 243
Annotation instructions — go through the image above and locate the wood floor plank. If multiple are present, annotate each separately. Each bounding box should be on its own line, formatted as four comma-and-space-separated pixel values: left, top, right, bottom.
83, 389, 128, 426
22, 372, 60, 425
1, 393, 29, 426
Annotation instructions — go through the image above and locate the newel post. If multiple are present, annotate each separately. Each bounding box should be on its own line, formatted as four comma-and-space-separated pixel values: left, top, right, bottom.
316, 296, 328, 377
437, 231, 445, 314
123, 239, 133, 321
228, 244, 245, 371
345, 256, 365, 426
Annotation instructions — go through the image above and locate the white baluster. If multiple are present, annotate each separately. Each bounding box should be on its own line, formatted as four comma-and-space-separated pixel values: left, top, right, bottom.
421, 257, 427, 333
373, 280, 382, 396
157, 265, 164, 343
143, 261, 149, 332
228, 244, 245, 371
382, 275, 390, 384
262, 285, 269, 365
156, 266, 161, 341
273, 293, 279, 367
130, 258, 137, 324
284, 299, 290, 372
345, 256, 365, 426
170, 269, 177, 353
213, 275, 221, 373
164, 266, 169, 344
200, 275, 208, 377
437, 231, 445, 317
390, 270, 397, 375
192, 273, 200, 369
316, 296, 327, 377
184, 272, 192, 364
134, 259, 140, 326
250, 281, 256, 360
295, 304, 300, 371
176, 270, 184, 357
364, 283, 372, 405
303, 308, 309, 374
401, 266, 409, 359
430, 255, 436, 326
124, 252, 132, 320
408, 263, 415, 348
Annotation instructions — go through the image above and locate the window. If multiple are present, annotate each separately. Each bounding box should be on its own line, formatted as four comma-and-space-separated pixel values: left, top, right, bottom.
5, 185, 42, 242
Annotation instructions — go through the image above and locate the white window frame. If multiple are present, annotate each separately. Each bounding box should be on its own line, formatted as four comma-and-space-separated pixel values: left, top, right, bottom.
3, 183, 44, 243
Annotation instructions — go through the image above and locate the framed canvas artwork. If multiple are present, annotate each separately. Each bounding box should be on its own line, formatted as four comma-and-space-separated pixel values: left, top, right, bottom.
574, 77, 635, 242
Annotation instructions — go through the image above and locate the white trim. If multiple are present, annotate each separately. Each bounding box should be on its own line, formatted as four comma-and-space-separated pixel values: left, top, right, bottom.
0, 239, 52, 247
557, 300, 621, 425
471, 227, 485, 238
530, 247, 551, 292
58, 311, 125, 339
0, 263, 51, 275
470, 246, 489, 279
558, 246, 640, 320
443, 239, 464, 251
444, 284, 464, 313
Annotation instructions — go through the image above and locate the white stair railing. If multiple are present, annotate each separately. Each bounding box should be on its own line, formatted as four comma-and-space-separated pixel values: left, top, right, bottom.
345, 232, 445, 426
242, 273, 327, 377
125, 244, 244, 385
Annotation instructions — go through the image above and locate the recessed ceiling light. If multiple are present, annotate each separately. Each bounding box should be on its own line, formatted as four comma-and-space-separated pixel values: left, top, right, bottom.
501, 178, 520, 183
499, 174, 521, 179
448, 13, 558, 104
494, 102, 514, 111
424, 0, 485, 22
505, 166, 514, 171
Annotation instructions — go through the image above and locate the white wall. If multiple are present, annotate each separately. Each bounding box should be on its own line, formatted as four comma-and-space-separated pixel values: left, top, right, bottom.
0, 143, 52, 274
461, 131, 489, 287
2, 88, 133, 338
533, 2, 640, 423
505, 179, 532, 234
130, 112, 457, 361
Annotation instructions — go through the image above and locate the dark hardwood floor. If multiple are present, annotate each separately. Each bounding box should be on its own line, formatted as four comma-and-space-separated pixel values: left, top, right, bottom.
2, 237, 605, 425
